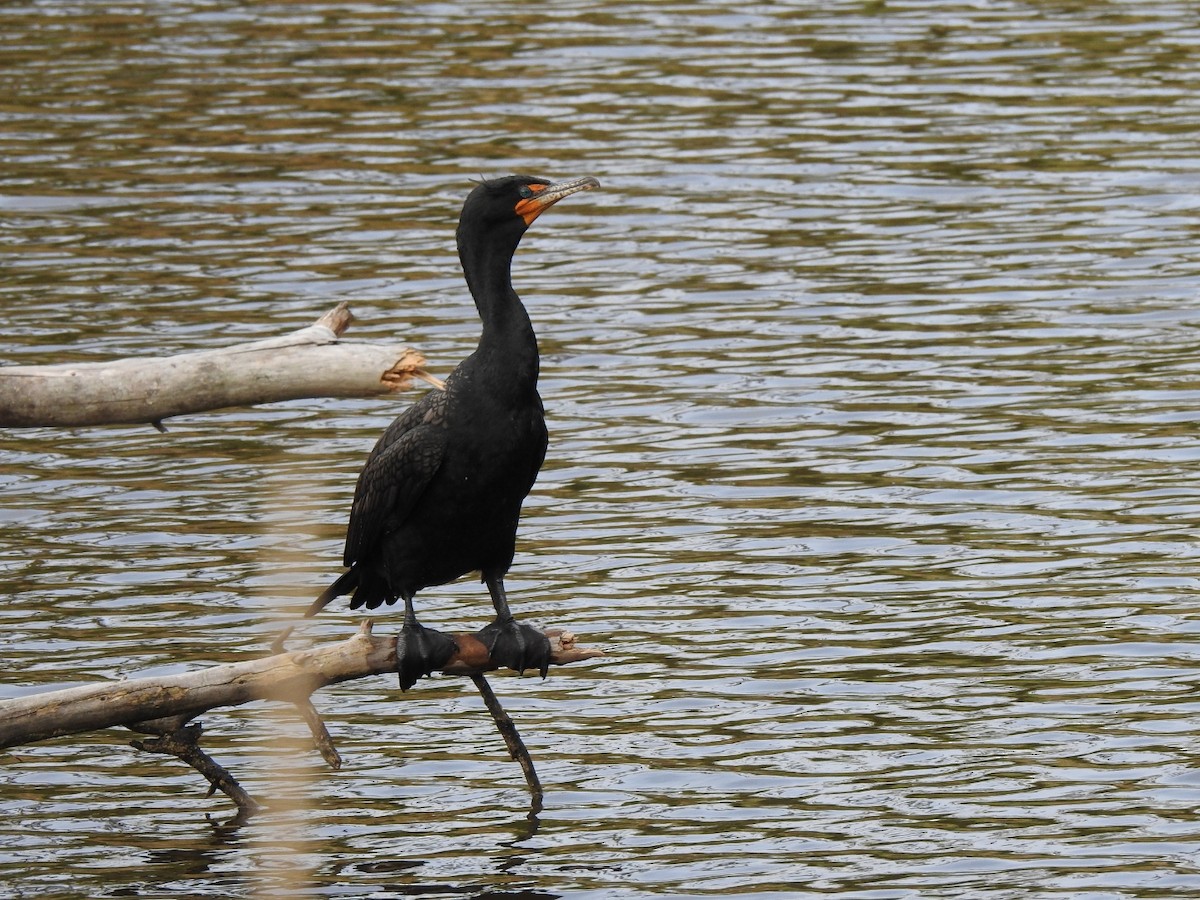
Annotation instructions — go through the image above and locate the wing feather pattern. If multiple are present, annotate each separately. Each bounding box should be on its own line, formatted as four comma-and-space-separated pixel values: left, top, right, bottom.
342, 389, 449, 568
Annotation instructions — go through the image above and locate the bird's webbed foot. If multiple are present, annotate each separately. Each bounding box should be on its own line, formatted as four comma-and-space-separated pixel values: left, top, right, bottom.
477, 616, 552, 678
396, 620, 458, 691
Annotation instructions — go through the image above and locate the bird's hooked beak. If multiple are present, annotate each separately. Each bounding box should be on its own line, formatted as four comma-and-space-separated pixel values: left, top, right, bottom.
515, 175, 601, 226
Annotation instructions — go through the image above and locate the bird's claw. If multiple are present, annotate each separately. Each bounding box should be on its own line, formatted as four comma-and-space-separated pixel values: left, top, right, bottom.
477, 617, 552, 678
396, 622, 458, 690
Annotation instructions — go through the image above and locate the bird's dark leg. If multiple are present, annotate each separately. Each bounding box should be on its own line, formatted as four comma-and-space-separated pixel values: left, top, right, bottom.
477, 575, 552, 678
395, 593, 458, 691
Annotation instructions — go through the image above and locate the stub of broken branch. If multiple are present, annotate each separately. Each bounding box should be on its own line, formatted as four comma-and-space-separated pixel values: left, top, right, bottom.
315, 301, 355, 337
383, 348, 446, 392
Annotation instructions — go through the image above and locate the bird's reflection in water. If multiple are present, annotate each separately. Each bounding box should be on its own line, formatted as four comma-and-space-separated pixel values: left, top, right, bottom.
343, 800, 548, 897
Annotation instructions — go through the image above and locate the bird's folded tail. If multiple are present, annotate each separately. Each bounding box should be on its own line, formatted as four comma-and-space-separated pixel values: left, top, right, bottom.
305, 569, 359, 618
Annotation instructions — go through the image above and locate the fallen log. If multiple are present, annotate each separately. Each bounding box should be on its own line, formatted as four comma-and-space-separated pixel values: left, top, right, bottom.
0, 303, 444, 429
0, 623, 602, 818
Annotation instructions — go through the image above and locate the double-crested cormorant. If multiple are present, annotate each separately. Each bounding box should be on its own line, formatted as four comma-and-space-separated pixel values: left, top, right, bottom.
307, 174, 600, 689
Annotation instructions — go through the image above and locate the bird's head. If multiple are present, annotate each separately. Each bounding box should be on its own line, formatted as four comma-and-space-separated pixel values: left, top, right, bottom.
457, 174, 600, 254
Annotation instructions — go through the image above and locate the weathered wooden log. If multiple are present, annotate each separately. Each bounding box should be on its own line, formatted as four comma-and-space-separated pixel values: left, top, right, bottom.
0, 303, 444, 429
0, 623, 599, 817
0, 623, 599, 750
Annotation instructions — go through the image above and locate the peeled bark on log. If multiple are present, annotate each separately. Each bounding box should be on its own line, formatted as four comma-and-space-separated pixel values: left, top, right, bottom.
0, 623, 599, 750
0, 303, 443, 429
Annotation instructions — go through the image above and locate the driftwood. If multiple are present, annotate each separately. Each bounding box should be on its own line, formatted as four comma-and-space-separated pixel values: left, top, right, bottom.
0, 623, 601, 819
0, 303, 444, 429
0, 305, 600, 818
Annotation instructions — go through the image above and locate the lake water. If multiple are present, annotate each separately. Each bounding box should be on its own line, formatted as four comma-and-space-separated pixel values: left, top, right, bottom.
3, 1, 1200, 898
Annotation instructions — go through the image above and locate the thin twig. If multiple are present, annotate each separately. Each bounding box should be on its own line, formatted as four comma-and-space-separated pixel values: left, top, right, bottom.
269, 627, 343, 768
469, 673, 543, 815
294, 696, 342, 769
270, 625, 294, 655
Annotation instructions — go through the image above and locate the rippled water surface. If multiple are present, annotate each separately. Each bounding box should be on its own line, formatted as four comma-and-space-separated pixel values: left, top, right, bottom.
3, 1, 1200, 897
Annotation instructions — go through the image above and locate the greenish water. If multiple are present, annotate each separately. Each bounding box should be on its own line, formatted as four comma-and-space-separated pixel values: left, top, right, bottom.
3, 1, 1200, 897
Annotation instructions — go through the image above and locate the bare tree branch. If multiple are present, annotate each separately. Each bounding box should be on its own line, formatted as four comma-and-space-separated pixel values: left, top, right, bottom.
0, 623, 601, 751
130, 721, 261, 821
0, 302, 445, 429
470, 672, 544, 814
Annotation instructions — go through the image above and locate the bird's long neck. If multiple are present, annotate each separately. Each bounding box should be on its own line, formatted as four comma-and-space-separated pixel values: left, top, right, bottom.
458, 233, 539, 392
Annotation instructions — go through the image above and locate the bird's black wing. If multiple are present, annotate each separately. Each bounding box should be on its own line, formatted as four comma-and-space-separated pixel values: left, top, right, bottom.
341, 389, 449, 568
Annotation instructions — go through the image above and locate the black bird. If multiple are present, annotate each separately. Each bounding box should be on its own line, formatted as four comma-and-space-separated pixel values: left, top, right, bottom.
307, 174, 600, 689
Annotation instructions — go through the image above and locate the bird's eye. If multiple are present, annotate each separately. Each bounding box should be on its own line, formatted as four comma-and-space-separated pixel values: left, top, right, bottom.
518, 185, 534, 199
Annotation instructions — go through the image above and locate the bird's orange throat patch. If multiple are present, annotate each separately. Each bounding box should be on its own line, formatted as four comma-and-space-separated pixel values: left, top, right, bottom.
514, 184, 550, 226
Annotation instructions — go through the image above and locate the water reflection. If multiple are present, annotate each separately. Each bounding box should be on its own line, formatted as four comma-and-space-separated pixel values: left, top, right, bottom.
4, 0, 1200, 897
